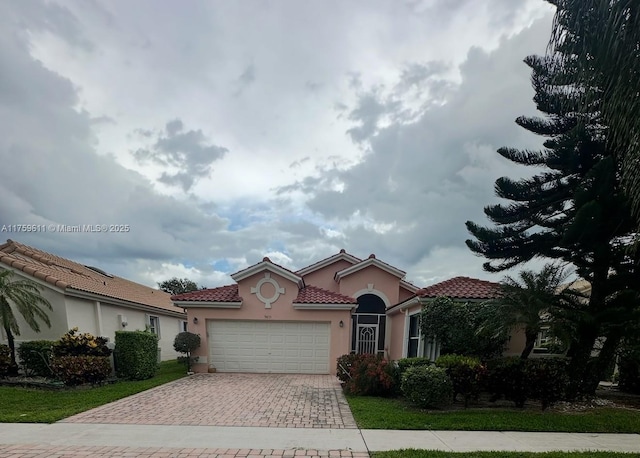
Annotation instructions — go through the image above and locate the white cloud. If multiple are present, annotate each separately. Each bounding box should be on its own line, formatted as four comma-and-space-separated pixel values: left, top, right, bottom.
0, 0, 559, 291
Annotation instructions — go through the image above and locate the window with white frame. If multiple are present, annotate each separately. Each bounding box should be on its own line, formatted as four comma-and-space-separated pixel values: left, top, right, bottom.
180, 320, 188, 332
407, 314, 421, 358
148, 315, 160, 337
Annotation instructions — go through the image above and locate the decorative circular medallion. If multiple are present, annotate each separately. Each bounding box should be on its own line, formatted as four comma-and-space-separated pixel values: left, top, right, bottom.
251, 272, 285, 309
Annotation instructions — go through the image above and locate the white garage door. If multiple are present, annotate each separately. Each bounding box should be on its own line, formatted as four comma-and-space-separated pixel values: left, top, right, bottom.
208, 320, 331, 374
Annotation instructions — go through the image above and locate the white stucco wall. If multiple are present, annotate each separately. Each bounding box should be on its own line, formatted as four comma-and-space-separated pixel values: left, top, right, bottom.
0, 285, 69, 346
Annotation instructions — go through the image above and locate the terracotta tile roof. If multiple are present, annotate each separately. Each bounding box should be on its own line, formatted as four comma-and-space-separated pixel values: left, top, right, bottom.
171, 284, 242, 302
416, 276, 500, 300
0, 239, 184, 315
294, 285, 357, 304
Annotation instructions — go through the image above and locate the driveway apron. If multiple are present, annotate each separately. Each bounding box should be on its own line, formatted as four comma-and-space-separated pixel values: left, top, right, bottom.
61, 373, 357, 429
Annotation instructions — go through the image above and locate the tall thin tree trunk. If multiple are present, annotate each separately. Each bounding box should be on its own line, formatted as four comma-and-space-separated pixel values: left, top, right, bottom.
521, 330, 538, 359
3, 322, 16, 366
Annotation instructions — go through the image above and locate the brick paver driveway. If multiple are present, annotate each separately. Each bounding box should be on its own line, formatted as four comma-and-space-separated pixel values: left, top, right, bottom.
62, 373, 357, 429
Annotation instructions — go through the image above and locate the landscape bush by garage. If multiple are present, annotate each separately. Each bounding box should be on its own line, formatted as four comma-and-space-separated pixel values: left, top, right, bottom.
115, 330, 159, 380
436, 354, 484, 407
17, 340, 55, 377
173, 331, 201, 372
401, 365, 453, 408
0, 344, 15, 377
337, 353, 361, 383
341, 353, 398, 396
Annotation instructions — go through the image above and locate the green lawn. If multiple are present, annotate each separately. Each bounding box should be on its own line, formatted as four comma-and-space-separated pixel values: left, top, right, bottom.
372, 452, 640, 458
0, 360, 186, 423
347, 396, 640, 433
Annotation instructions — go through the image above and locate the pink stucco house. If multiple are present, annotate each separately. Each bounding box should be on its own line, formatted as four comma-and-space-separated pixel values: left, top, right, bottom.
172, 249, 507, 375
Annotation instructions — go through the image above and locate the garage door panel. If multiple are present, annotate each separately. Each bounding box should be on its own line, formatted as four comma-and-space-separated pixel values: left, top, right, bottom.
208, 320, 330, 374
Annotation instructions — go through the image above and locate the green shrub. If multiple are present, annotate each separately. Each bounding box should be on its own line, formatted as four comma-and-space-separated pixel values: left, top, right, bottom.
485, 357, 528, 407
17, 340, 55, 377
173, 332, 201, 372
50, 355, 111, 386
436, 354, 484, 407
401, 365, 453, 408
396, 357, 433, 375
114, 330, 159, 380
337, 353, 361, 383
52, 328, 111, 357
618, 349, 640, 396
525, 358, 569, 409
0, 344, 15, 377
343, 354, 398, 396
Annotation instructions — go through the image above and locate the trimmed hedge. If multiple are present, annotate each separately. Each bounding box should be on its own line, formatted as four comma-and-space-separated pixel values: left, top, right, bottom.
618, 346, 640, 394
436, 354, 484, 407
485, 356, 570, 410
396, 357, 433, 376
401, 365, 453, 408
485, 357, 529, 407
526, 358, 569, 409
115, 330, 159, 380
17, 340, 55, 377
337, 353, 361, 383
0, 344, 13, 377
51, 355, 111, 386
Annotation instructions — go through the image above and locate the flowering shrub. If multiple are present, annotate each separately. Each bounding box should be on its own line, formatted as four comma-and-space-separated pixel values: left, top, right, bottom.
341, 354, 398, 396
50, 328, 112, 386
401, 365, 453, 408
52, 328, 111, 357
50, 355, 111, 386
336, 353, 361, 383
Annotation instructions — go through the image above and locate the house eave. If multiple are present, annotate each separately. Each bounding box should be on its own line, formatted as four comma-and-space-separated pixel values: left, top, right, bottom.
67, 288, 186, 318
292, 303, 356, 310
335, 258, 405, 282
173, 301, 243, 309
232, 262, 304, 288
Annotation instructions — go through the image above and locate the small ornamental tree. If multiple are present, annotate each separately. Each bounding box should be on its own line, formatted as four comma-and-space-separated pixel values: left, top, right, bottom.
173, 331, 201, 373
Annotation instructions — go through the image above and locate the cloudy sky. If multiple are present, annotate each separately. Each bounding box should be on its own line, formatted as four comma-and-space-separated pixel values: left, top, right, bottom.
0, 0, 558, 290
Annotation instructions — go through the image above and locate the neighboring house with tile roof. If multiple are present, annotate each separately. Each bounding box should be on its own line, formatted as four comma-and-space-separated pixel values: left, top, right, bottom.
171, 250, 522, 375
0, 240, 186, 361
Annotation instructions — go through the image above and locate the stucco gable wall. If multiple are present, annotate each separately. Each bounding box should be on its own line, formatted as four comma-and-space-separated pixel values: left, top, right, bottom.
236, 270, 301, 310
301, 259, 354, 292
398, 287, 415, 302
338, 265, 401, 306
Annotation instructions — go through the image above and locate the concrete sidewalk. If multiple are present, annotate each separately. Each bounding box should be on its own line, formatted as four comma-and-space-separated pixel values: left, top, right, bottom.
1, 423, 639, 455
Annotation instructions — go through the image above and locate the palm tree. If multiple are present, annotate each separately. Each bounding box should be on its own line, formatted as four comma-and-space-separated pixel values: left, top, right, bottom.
479, 264, 580, 359
0, 269, 53, 367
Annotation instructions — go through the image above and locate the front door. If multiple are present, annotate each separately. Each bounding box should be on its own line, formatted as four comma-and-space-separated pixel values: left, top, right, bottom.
351, 294, 386, 355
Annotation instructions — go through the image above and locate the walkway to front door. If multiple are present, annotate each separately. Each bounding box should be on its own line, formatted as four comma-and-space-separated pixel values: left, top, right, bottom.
61, 373, 357, 429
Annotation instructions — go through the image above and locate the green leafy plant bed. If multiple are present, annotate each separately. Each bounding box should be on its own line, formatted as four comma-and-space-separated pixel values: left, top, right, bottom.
372, 452, 640, 458
347, 396, 640, 433
0, 360, 185, 423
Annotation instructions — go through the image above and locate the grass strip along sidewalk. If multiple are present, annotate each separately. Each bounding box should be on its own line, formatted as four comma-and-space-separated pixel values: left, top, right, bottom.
348, 396, 640, 433
0, 360, 186, 423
